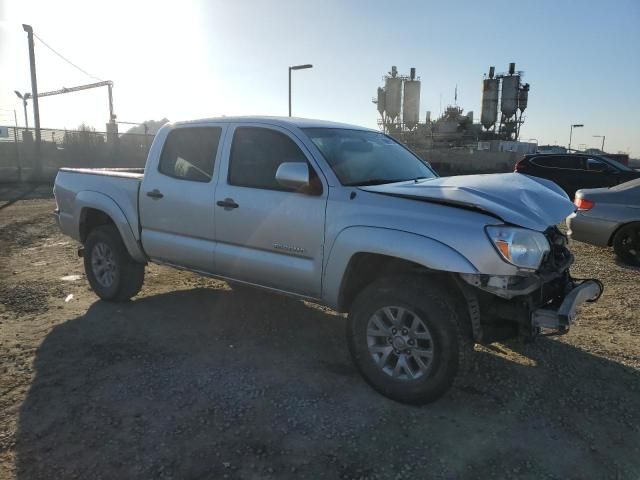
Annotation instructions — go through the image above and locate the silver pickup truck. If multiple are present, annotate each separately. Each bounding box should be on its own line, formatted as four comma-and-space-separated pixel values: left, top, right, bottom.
54, 116, 602, 404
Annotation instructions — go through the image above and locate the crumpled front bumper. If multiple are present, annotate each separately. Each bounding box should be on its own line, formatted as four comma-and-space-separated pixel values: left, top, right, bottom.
531, 280, 603, 331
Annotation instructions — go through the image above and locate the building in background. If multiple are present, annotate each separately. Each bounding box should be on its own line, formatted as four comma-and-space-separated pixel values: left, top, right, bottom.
374, 63, 531, 149
373, 63, 535, 174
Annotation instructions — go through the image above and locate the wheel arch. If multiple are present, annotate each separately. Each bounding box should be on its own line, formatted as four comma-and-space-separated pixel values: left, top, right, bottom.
322, 226, 478, 312
75, 191, 147, 263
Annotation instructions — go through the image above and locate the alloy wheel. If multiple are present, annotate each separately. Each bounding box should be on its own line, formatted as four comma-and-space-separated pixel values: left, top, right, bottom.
366, 306, 434, 380
620, 228, 640, 262
91, 241, 118, 288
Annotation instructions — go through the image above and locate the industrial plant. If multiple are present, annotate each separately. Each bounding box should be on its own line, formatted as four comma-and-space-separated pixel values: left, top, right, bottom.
374, 63, 533, 155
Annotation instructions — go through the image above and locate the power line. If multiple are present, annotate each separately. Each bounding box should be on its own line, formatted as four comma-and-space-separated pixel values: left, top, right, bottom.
33, 33, 103, 82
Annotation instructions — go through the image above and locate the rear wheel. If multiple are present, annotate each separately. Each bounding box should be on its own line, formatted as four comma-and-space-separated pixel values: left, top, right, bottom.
347, 276, 473, 404
84, 225, 145, 301
613, 223, 640, 266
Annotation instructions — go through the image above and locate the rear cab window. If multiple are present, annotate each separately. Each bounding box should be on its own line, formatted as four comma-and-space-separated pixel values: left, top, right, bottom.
158, 127, 222, 182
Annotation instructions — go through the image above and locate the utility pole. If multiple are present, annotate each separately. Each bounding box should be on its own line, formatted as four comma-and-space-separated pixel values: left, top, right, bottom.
23, 24, 42, 178
593, 135, 606, 152
288, 64, 313, 117
568, 123, 583, 152
288, 68, 291, 117
14, 91, 29, 129
12, 110, 22, 181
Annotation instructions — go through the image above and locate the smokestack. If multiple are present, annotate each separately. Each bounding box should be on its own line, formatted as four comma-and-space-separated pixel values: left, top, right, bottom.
489, 66, 495, 79
410, 67, 416, 80
509, 62, 515, 75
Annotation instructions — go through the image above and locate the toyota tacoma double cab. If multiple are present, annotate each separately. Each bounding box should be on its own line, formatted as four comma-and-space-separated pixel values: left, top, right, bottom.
54, 117, 602, 404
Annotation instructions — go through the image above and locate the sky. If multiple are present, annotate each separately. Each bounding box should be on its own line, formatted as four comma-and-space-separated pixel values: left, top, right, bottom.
1, 0, 639, 156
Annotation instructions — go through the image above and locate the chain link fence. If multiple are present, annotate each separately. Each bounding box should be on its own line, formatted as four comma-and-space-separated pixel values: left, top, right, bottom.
0, 127, 155, 183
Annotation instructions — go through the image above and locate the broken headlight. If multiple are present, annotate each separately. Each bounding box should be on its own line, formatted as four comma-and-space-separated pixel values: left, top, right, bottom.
486, 225, 550, 271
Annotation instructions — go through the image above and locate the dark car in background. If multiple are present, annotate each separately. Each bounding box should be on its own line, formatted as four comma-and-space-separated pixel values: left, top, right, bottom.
515, 153, 640, 198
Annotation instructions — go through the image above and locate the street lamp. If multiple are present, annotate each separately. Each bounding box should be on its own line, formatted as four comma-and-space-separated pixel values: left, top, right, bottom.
14, 91, 29, 130
593, 135, 606, 152
288, 64, 313, 117
568, 124, 583, 152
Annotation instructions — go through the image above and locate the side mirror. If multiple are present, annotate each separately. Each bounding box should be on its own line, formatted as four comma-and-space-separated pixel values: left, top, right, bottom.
275, 162, 310, 190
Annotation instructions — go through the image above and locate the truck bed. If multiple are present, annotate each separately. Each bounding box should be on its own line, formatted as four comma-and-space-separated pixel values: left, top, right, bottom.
55, 167, 144, 243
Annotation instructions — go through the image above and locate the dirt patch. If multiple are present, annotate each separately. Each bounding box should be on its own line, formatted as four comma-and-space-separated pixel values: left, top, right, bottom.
0, 281, 65, 315
0, 212, 58, 251
0, 192, 638, 480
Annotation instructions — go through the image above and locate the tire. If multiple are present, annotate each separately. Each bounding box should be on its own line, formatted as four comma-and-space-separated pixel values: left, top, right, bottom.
347, 275, 473, 404
613, 223, 640, 267
84, 225, 145, 301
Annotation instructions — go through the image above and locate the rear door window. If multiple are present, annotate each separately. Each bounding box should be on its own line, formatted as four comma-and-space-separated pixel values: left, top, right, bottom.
531, 155, 583, 170
158, 127, 222, 182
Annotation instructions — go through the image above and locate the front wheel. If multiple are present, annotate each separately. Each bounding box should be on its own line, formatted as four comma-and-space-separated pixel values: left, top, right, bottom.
613, 223, 640, 266
347, 276, 473, 404
84, 225, 145, 301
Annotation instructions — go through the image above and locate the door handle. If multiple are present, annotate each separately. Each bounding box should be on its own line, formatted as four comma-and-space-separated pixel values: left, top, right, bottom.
146, 189, 163, 199
216, 198, 239, 209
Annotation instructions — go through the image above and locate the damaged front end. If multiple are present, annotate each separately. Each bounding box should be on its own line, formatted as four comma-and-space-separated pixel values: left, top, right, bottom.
457, 227, 603, 343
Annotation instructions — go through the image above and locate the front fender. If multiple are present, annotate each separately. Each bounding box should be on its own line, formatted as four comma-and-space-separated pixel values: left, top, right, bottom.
322, 226, 478, 309
74, 191, 147, 263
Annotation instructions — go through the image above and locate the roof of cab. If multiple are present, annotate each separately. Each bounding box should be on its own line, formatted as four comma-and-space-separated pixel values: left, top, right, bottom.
171, 116, 377, 131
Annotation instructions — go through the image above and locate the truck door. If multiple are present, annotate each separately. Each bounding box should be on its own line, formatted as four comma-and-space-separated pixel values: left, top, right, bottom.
214, 124, 327, 298
139, 125, 225, 271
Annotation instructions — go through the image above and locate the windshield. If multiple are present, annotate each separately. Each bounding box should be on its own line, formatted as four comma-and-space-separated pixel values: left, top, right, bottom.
602, 156, 635, 172
303, 128, 437, 186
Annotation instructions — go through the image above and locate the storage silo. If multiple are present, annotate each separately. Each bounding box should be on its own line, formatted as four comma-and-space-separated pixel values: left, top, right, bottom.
500, 74, 520, 117
480, 74, 499, 129
376, 87, 386, 116
385, 76, 402, 119
518, 83, 529, 112
402, 79, 420, 129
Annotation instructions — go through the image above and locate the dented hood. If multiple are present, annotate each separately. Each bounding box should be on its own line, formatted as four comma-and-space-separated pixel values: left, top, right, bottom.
360, 173, 576, 232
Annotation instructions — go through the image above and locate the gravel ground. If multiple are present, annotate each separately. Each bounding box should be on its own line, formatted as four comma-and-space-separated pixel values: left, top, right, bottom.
0, 184, 638, 479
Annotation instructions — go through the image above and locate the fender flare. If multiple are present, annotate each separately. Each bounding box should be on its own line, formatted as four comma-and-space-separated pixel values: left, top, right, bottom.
322, 226, 478, 309
74, 191, 147, 263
